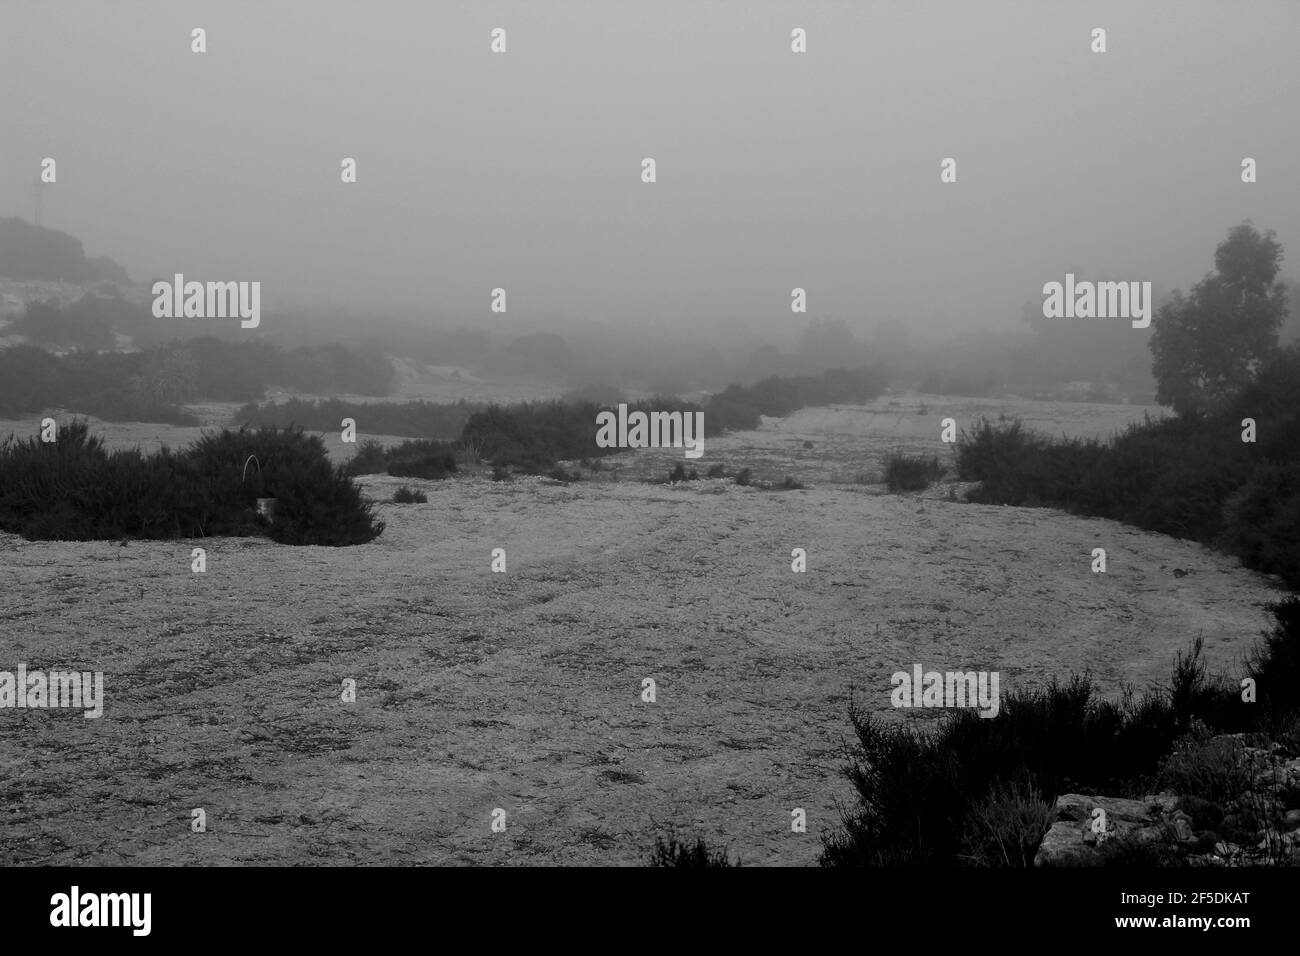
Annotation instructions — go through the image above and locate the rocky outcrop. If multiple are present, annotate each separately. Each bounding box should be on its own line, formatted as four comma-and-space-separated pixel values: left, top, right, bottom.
1034, 736, 1300, 867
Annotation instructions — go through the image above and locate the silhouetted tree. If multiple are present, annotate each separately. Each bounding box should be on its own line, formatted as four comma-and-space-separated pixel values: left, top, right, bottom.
1150, 222, 1287, 416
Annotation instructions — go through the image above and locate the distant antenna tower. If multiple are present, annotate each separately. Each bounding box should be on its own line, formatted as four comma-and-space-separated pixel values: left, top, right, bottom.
31, 173, 47, 227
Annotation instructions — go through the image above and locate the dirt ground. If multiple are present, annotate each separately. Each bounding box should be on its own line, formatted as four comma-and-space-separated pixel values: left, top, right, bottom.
0, 395, 1286, 866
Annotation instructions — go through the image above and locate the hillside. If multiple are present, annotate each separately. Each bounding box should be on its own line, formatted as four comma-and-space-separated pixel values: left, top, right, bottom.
0, 216, 130, 285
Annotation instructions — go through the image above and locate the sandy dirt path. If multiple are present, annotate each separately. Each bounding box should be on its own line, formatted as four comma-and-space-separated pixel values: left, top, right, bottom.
0, 465, 1284, 866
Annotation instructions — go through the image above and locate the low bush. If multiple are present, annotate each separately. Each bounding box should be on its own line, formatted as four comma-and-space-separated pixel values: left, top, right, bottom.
180, 426, 384, 546
820, 630, 1269, 867
702, 366, 888, 435
955, 414, 1287, 581
462, 401, 612, 472
954, 349, 1300, 587
957, 777, 1053, 867
646, 833, 740, 868
1156, 732, 1254, 807
1244, 598, 1300, 724
883, 453, 945, 492
0, 421, 383, 546
344, 439, 389, 477
1217, 461, 1300, 588
457, 368, 886, 473
343, 438, 459, 481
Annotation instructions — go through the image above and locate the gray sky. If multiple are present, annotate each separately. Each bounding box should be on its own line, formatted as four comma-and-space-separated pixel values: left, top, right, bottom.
3, 0, 1297, 337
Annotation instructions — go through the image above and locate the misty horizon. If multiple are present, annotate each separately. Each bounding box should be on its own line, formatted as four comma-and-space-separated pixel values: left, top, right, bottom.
3, 0, 1297, 339
6, 0, 1300, 911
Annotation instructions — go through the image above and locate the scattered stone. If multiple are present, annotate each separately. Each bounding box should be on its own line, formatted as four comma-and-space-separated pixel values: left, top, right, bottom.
1143, 792, 1179, 814
1056, 793, 1156, 824
1034, 821, 1092, 867
1037, 766, 1300, 867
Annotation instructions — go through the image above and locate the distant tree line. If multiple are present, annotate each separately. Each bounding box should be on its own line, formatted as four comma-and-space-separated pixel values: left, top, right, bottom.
310, 365, 891, 474
235, 397, 482, 440
0, 337, 396, 424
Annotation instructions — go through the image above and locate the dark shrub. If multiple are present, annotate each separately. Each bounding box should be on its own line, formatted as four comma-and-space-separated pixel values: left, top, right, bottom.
1245, 598, 1300, 720
1156, 734, 1254, 807
701, 366, 888, 436
393, 485, 427, 504
387, 455, 456, 480
821, 636, 1259, 867
1218, 461, 1300, 587
186, 426, 384, 546
646, 833, 739, 867
958, 777, 1053, 867
820, 701, 968, 867
1176, 794, 1225, 831
462, 401, 608, 472
266, 465, 385, 546
0, 421, 383, 546
0, 422, 242, 539
344, 440, 389, 477
954, 347, 1300, 588
884, 453, 945, 492
451, 369, 885, 473
343, 438, 459, 480
955, 417, 1064, 503
1167, 636, 1243, 732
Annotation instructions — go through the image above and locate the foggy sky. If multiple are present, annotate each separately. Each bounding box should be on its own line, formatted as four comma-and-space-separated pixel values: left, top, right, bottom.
3, 0, 1297, 339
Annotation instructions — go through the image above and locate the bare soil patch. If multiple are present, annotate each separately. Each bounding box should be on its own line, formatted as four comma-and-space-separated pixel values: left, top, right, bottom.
1, 396, 1280, 866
